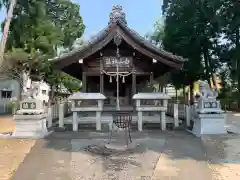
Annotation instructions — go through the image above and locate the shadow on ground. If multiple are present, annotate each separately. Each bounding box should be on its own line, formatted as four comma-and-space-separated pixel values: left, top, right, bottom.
11, 129, 240, 180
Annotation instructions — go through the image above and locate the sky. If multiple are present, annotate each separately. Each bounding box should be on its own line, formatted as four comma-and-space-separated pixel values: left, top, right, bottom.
0, 0, 162, 40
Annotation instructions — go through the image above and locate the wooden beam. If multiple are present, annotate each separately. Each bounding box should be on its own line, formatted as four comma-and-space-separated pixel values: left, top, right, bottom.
85, 72, 100, 76
135, 72, 151, 75
132, 72, 136, 96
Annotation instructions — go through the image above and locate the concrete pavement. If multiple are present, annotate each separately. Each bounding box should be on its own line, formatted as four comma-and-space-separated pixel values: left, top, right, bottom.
12, 130, 238, 180
8, 112, 240, 180
226, 112, 240, 133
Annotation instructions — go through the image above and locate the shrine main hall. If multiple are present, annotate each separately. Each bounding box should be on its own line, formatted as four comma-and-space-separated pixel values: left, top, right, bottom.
52, 6, 185, 109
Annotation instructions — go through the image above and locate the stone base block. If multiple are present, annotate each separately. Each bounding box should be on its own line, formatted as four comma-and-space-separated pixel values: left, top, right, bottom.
12, 114, 51, 139
192, 113, 227, 137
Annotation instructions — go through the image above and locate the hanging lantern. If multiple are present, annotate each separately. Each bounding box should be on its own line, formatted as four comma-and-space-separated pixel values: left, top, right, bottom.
109, 76, 112, 83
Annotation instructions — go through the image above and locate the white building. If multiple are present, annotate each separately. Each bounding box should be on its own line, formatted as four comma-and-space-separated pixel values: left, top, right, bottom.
0, 76, 50, 113
0, 77, 20, 113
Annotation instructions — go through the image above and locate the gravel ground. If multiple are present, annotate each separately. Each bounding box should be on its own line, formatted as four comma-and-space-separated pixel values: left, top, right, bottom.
0, 116, 36, 180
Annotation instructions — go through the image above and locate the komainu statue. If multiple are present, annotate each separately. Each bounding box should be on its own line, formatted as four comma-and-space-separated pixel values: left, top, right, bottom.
198, 80, 218, 99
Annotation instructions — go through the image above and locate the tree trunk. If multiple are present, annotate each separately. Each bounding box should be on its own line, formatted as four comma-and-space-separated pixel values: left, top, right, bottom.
18, 72, 23, 100
190, 82, 194, 105
48, 85, 55, 107
235, 28, 240, 108
207, 53, 218, 90
0, 0, 17, 72
158, 84, 162, 92
183, 84, 186, 104
175, 88, 178, 102
202, 47, 212, 87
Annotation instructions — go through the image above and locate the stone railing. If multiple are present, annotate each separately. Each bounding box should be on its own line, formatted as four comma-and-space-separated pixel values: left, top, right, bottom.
46, 99, 71, 128
68, 92, 106, 131
166, 103, 193, 128
133, 93, 170, 131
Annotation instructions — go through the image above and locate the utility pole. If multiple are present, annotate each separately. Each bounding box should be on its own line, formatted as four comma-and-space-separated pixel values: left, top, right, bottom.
0, 0, 17, 72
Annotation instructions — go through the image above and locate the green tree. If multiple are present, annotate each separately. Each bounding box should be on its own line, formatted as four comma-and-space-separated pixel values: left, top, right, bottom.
159, 0, 222, 103
3, 0, 85, 100
217, 0, 240, 106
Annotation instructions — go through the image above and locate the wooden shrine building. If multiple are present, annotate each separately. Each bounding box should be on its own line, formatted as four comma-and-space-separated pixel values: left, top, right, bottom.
52, 6, 186, 108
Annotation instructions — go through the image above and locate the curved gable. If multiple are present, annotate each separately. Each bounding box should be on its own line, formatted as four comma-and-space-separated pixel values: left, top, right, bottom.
52, 5, 186, 71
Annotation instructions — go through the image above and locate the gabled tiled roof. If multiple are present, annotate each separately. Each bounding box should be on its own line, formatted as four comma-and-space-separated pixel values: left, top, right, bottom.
52, 5, 187, 68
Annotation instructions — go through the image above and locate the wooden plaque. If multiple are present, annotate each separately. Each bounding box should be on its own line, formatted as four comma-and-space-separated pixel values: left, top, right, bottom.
103, 56, 132, 68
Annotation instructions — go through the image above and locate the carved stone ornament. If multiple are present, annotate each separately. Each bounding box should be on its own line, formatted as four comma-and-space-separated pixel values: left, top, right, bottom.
198, 80, 218, 100
22, 82, 40, 99
109, 5, 127, 25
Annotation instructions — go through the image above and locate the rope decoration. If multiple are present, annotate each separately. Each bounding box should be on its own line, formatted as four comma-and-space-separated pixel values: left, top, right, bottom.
101, 69, 133, 83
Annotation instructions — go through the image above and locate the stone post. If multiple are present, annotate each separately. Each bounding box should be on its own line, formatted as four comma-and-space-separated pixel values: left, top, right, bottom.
71, 100, 78, 132
185, 105, 191, 127
136, 99, 142, 131
59, 103, 64, 128
73, 111, 78, 131
173, 103, 179, 128
96, 100, 102, 131
161, 100, 167, 130
47, 106, 52, 128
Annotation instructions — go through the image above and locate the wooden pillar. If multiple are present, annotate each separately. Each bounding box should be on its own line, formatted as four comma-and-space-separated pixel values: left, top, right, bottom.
100, 56, 104, 94
82, 72, 86, 92
150, 72, 153, 90
100, 73, 104, 94
132, 72, 136, 96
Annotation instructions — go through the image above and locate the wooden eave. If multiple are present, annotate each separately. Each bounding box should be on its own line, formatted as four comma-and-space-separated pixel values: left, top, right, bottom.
52, 21, 187, 70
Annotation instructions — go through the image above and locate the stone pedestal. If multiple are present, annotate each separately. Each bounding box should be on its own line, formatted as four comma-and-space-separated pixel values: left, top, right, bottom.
17, 99, 45, 115
13, 114, 51, 138
191, 97, 227, 137
190, 81, 228, 137
12, 98, 51, 139
192, 113, 227, 137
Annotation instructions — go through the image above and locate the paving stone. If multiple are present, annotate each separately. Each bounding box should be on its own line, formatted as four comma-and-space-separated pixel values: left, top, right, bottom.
70, 138, 166, 180
152, 136, 214, 180
12, 139, 72, 180
12, 131, 238, 180
202, 135, 240, 180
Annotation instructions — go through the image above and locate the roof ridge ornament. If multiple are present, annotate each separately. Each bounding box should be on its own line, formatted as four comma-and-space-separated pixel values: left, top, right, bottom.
114, 33, 122, 46
109, 5, 127, 25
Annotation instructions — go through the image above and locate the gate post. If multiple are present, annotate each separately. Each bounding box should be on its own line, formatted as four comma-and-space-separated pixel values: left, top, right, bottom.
47, 106, 52, 128
173, 103, 179, 127
186, 105, 191, 127
73, 111, 78, 131
59, 103, 64, 128
136, 100, 142, 131
161, 99, 167, 130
